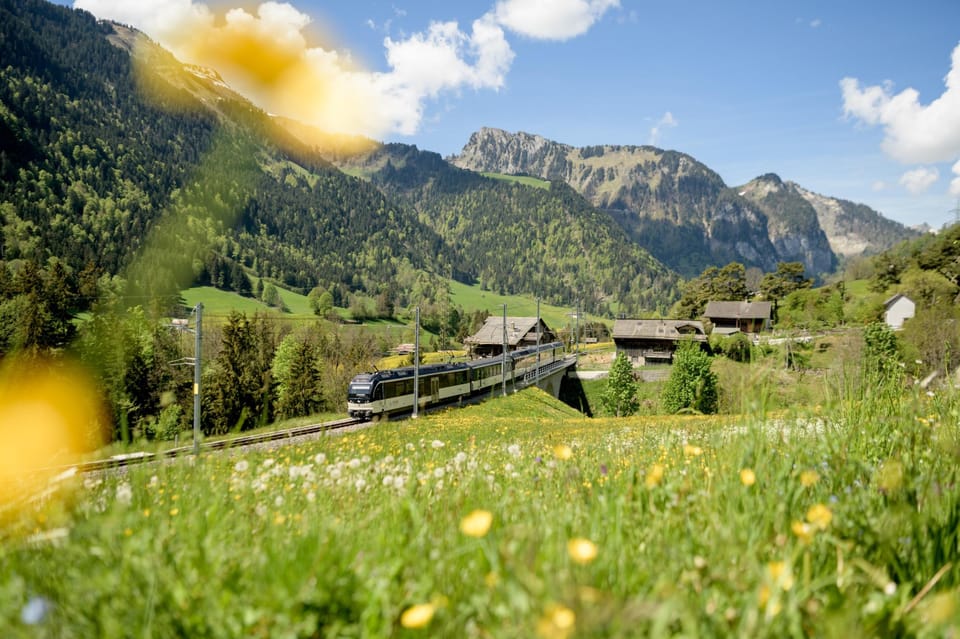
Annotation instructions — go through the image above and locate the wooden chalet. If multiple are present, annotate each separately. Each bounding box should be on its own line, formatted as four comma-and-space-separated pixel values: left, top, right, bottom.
612, 319, 707, 366
703, 301, 772, 335
464, 316, 556, 357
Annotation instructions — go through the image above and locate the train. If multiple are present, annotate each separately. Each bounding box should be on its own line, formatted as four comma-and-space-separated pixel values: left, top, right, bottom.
347, 341, 566, 421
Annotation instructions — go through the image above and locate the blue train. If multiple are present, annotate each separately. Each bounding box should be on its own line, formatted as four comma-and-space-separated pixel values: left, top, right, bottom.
347, 341, 566, 421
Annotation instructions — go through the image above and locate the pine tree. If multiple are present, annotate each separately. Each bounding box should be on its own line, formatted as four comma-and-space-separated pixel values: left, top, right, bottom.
601, 352, 639, 417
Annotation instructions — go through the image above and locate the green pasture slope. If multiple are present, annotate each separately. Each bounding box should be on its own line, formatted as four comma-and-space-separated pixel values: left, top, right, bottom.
481, 172, 551, 190
4, 385, 959, 636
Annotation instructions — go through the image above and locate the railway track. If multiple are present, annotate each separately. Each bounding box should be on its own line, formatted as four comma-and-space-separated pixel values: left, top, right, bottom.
56, 417, 363, 475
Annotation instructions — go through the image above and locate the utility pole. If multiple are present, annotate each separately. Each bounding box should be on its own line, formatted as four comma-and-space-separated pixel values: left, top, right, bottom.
535, 297, 541, 386
192, 303, 202, 455
501, 303, 508, 397
951, 198, 960, 226
413, 306, 420, 418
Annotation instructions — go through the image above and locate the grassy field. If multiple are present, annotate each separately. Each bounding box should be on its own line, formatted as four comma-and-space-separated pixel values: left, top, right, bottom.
481, 172, 551, 190
4, 384, 958, 637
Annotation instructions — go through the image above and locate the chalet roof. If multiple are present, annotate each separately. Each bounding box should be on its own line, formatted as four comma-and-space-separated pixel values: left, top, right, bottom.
612, 319, 706, 341
883, 293, 913, 308
463, 316, 550, 347
703, 301, 772, 320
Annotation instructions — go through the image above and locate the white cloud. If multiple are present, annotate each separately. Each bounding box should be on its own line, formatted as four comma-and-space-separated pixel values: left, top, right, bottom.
872, 180, 888, 192
494, 0, 619, 40
899, 167, 940, 194
74, 0, 609, 138
951, 159, 960, 197
840, 42, 960, 164
809, 18, 822, 28
649, 111, 677, 146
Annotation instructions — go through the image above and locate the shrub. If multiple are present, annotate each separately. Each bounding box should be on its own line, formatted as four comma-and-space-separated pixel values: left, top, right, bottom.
661, 341, 718, 414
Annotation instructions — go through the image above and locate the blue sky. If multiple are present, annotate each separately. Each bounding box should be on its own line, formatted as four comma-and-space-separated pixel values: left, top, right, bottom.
65, 0, 960, 228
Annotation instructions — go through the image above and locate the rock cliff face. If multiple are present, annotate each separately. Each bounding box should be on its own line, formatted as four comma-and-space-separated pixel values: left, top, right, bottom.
451, 127, 918, 277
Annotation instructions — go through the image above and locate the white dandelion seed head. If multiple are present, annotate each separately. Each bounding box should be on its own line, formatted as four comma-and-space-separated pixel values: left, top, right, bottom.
507, 444, 521, 457
115, 483, 133, 506
314, 452, 327, 465
354, 478, 367, 491
432, 440, 445, 449
234, 460, 249, 473
348, 458, 361, 469
433, 467, 445, 479
274, 495, 284, 507
255, 503, 268, 517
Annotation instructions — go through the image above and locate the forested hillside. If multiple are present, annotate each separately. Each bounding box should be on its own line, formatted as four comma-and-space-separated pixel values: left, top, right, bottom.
0, 0, 453, 312
340, 143, 681, 316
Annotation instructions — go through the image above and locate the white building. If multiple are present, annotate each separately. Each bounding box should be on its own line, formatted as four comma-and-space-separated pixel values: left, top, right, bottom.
883, 294, 915, 330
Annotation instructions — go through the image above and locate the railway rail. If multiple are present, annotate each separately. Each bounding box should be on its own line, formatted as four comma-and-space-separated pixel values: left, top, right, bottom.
50, 417, 363, 475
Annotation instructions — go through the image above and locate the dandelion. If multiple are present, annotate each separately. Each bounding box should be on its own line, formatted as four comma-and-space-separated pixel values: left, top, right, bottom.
791, 520, 814, 544
683, 444, 703, 457
233, 460, 249, 473
354, 478, 367, 491
348, 458, 361, 469
799, 470, 819, 487
739, 468, 756, 487
536, 604, 576, 639
274, 495, 284, 507
169, 508, 179, 517
431, 440, 445, 449
645, 464, 664, 488
553, 444, 573, 460
806, 503, 832, 530
567, 538, 598, 565
460, 509, 493, 538
400, 603, 435, 629
507, 444, 521, 457
767, 561, 794, 590
262, 459, 275, 469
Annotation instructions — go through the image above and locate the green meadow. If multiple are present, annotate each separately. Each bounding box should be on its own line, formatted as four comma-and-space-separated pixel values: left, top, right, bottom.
3, 384, 958, 637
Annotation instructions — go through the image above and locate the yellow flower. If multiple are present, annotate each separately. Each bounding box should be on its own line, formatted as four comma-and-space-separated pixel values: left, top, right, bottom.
400, 603, 435, 629
766, 561, 794, 590
645, 464, 665, 488
806, 503, 832, 530
460, 509, 493, 538
799, 470, 819, 487
553, 444, 573, 460
791, 520, 814, 544
169, 507, 179, 517
739, 468, 756, 487
683, 444, 703, 457
567, 538, 598, 565
536, 604, 576, 639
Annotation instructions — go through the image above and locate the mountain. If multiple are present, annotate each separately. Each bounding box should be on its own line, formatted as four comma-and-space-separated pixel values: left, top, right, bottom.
330, 142, 681, 315
451, 127, 918, 278
0, 0, 454, 311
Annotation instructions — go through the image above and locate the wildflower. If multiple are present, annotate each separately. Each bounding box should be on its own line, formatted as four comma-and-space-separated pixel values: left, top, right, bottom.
262, 459, 275, 469
274, 495, 284, 507
460, 509, 493, 538
567, 538, 598, 565
791, 520, 814, 544
314, 452, 327, 464
169, 508, 179, 517
739, 468, 756, 487
645, 464, 664, 488
683, 444, 703, 457
508, 444, 521, 457
433, 468, 445, 479
536, 604, 576, 639
115, 482, 133, 505
799, 470, 819, 487
348, 458, 361, 469
400, 603, 435, 629
767, 561, 794, 590
20, 596, 51, 625
382, 475, 394, 487
806, 503, 832, 530
431, 440, 445, 449
306, 491, 315, 502
554, 444, 573, 460
599, 464, 608, 475
234, 460, 249, 473
454, 452, 467, 465
354, 478, 367, 491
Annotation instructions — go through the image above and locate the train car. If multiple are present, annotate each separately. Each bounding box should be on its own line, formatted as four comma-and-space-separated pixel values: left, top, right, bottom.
347, 341, 567, 421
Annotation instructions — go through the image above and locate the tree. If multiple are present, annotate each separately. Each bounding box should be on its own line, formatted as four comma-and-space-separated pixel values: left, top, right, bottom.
601, 352, 639, 417
273, 333, 324, 419
760, 262, 813, 320
673, 262, 750, 319
661, 341, 718, 414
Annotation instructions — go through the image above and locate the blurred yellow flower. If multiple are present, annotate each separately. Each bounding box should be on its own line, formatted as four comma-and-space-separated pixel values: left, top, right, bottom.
791, 520, 814, 544
536, 604, 576, 639
645, 464, 665, 488
553, 444, 573, 460
806, 503, 832, 530
460, 509, 493, 538
169, 508, 179, 517
567, 538, 598, 565
740, 468, 756, 486
799, 470, 819, 487
766, 561, 794, 590
400, 603, 435, 629
683, 444, 703, 457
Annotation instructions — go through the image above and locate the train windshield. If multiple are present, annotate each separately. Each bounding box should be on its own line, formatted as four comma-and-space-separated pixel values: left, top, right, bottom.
348, 383, 372, 401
